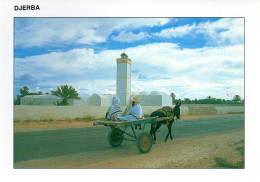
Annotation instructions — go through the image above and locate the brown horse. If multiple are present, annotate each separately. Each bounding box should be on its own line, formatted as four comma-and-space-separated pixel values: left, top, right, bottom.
150, 102, 181, 143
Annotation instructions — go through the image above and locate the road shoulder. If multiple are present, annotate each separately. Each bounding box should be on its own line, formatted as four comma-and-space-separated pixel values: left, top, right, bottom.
14, 114, 243, 132
14, 128, 244, 169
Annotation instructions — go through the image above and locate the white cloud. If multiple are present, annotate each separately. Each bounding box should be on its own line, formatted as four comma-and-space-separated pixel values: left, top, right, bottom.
125, 43, 243, 73
112, 18, 170, 29
123, 43, 244, 99
153, 18, 244, 46
131, 76, 244, 100
197, 18, 244, 45
39, 79, 117, 96
111, 31, 148, 42
15, 42, 244, 99
15, 48, 123, 80
153, 23, 196, 38
15, 18, 170, 47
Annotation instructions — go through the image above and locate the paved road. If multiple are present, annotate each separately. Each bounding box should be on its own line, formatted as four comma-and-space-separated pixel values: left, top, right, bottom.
14, 115, 244, 163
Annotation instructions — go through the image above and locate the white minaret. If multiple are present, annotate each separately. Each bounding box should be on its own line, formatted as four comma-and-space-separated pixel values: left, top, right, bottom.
116, 53, 132, 106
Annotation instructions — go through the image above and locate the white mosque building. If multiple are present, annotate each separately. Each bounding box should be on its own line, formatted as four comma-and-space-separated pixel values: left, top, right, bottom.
21, 53, 173, 106
76, 53, 173, 106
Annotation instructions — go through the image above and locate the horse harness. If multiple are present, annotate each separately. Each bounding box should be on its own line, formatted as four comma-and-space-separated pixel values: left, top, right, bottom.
155, 106, 175, 125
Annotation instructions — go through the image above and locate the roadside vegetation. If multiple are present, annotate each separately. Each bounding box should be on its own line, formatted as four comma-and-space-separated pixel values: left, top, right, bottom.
173, 95, 244, 106
214, 139, 244, 168
14, 116, 97, 123
227, 111, 244, 114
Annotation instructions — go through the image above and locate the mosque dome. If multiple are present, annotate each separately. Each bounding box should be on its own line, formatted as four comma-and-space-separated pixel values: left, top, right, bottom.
160, 92, 169, 96
139, 91, 149, 95
131, 91, 139, 95
150, 91, 169, 96
150, 91, 161, 95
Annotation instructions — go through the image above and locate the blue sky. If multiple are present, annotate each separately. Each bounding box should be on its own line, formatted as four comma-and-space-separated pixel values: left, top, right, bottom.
14, 18, 244, 100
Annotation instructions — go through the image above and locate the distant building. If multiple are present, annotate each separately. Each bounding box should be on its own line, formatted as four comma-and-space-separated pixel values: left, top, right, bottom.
72, 97, 90, 106
139, 91, 149, 95
87, 94, 114, 106
133, 91, 172, 106
20, 95, 62, 106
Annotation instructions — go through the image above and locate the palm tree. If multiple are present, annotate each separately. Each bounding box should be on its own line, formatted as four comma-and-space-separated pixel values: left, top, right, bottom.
170, 93, 176, 104
207, 96, 212, 100
51, 85, 80, 105
14, 86, 30, 105
233, 95, 241, 103
19, 86, 30, 96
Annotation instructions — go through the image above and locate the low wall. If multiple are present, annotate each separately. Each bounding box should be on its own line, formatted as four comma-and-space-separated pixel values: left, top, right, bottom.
14, 105, 244, 121
14, 106, 110, 121
186, 105, 244, 115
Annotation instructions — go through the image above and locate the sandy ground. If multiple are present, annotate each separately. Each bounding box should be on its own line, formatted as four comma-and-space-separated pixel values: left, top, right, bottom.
14, 114, 243, 132
14, 128, 244, 169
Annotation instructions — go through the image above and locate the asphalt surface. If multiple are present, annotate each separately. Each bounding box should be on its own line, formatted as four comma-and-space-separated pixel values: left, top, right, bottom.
14, 115, 244, 163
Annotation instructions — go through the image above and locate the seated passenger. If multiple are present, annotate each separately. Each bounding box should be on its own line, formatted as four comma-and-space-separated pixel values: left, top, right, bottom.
105, 97, 123, 121
120, 97, 144, 121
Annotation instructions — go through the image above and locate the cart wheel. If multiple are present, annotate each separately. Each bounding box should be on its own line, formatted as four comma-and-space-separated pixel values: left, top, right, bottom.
108, 128, 124, 147
136, 132, 153, 153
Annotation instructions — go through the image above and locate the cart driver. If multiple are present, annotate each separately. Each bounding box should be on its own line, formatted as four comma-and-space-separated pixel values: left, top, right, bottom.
105, 97, 123, 121
120, 97, 144, 121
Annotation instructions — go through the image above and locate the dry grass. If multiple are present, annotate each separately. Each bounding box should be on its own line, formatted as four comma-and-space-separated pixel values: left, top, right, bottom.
214, 139, 244, 168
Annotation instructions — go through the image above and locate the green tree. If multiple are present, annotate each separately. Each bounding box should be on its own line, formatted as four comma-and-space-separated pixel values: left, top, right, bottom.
184, 98, 191, 104
194, 98, 198, 104
14, 86, 30, 105
14, 95, 21, 105
19, 86, 30, 96
170, 93, 176, 104
51, 85, 80, 105
233, 95, 241, 102
14, 86, 45, 105
216, 99, 222, 104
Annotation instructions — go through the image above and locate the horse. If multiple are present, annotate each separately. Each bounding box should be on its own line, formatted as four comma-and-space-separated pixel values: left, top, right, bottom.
149, 102, 181, 143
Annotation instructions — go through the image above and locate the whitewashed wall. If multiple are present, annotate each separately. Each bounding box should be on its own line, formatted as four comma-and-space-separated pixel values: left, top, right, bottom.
14, 105, 244, 122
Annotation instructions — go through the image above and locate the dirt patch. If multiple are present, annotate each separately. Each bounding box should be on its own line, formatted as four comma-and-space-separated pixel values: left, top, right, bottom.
14, 120, 95, 132
14, 114, 243, 132
14, 129, 244, 168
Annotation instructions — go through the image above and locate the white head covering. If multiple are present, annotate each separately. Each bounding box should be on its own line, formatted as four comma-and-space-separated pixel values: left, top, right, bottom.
106, 97, 122, 120
112, 97, 120, 105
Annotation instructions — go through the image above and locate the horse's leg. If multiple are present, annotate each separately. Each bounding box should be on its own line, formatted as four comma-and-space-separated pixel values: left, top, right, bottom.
150, 123, 155, 141
165, 121, 173, 142
169, 121, 173, 140
153, 122, 162, 143
165, 131, 170, 142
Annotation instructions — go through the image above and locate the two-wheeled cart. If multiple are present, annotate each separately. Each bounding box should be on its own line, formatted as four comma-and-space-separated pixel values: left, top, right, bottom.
93, 116, 172, 153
